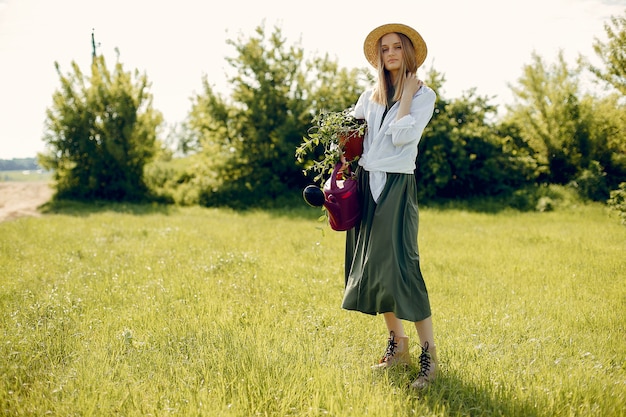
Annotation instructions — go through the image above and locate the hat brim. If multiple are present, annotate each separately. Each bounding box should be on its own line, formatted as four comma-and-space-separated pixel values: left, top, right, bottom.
363, 23, 427, 69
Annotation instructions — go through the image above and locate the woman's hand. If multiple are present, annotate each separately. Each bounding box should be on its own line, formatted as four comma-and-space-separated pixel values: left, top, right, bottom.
340, 154, 350, 174
397, 73, 423, 120
402, 72, 423, 98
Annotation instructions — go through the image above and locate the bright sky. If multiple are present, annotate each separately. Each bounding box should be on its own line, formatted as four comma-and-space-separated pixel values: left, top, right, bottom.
0, 0, 624, 159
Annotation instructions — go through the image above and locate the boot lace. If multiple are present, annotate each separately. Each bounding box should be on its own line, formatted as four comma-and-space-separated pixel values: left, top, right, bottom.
417, 341, 432, 378
379, 331, 398, 364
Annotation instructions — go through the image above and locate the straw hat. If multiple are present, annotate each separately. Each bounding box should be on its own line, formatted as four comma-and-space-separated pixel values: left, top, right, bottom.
363, 23, 427, 68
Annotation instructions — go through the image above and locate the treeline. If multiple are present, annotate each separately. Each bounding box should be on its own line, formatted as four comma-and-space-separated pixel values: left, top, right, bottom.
0, 158, 40, 171
39, 15, 626, 214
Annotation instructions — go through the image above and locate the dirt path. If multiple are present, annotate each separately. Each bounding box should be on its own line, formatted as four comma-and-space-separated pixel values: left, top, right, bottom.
0, 182, 54, 222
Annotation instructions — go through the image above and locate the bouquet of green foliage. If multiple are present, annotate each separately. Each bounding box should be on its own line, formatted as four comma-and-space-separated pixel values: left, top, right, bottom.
296, 107, 367, 187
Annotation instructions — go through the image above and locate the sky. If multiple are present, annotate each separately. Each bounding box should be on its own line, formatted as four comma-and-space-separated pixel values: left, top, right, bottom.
0, 0, 624, 159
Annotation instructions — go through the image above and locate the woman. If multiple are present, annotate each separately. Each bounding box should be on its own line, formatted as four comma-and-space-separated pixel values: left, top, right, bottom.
342, 23, 437, 390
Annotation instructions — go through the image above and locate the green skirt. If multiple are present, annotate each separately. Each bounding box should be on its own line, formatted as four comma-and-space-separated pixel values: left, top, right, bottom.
342, 167, 431, 322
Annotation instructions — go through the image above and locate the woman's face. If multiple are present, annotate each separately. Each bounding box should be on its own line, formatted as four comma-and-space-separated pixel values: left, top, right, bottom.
380, 33, 403, 73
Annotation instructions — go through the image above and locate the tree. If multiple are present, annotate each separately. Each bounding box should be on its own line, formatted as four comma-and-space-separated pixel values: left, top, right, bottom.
583, 11, 626, 196
581, 93, 626, 196
505, 51, 593, 185
0, 158, 39, 171
40, 49, 162, 201
416, 69, 537, 200
587, 11, 626, 96
186, 23, 366, 207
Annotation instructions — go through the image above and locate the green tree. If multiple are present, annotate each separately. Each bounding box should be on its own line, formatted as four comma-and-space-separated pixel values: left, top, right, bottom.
583, 10, 626, 196
587, 11, 626, 95
416, 69, 537, 200
40, 51, 162, 201
186, 23, 366, 207
581, 93, 626, 196
505, 51, 593, 185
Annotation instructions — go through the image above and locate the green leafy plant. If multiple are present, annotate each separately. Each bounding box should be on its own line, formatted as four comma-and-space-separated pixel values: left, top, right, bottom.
607, 182, 626, 225
296, 107, 366, 187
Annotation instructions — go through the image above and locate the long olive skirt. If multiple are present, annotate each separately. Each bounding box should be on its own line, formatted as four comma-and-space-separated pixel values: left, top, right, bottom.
342, 167, 431, 322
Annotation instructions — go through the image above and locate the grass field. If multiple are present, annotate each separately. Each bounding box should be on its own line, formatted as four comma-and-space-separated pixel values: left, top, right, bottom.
0, 169, 52, 182
0, 201, 624, 416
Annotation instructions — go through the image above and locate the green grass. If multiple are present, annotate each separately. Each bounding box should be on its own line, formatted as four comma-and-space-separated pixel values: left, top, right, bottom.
0, 170, 52, 182
0, 202, 624, 416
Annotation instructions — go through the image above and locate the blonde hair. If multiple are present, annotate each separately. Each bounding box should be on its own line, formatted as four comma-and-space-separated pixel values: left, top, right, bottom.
371, 33, 418, 105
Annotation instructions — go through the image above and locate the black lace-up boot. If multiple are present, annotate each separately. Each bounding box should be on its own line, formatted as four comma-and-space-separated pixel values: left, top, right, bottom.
372, 331, 411, 369
410, 341, 437, 389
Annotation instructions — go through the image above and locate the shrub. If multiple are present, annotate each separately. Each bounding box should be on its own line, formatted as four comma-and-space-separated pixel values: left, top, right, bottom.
569, 161, 609, 201
607, 182, 626, 225
507, 184, 582, 211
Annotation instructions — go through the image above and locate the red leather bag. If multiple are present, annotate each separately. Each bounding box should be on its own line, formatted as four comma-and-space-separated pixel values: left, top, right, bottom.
323, 162, 361, 231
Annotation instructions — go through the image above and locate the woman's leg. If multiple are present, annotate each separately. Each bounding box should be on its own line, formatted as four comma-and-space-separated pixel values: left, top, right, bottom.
383, 312, 406, 336
413, 316, 434, 347
411, 316, 438, 389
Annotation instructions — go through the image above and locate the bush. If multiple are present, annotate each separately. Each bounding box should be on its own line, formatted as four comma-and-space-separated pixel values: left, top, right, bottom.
569, 161, 609, 201
41, 56, 162, 202
607, 182, 626, 225
536, 196, 556, 212
144, 157, 215, 206
507, 184, 582, 211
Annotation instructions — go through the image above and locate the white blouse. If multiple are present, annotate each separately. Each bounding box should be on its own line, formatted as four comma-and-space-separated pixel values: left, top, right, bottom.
353, 85, 436, 202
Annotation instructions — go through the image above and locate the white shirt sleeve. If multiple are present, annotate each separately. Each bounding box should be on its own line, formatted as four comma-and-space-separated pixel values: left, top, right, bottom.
353, 90, 370, 120
387, 87, 436, 147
